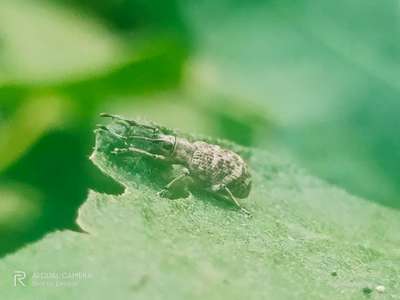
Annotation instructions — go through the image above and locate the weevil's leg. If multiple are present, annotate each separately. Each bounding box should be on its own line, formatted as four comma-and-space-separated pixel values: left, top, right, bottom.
157, 169, 190, 197
95, 124, 108, 131
94, 125, 108, 134
223, 187, 251, 215
113, 147, 167, 160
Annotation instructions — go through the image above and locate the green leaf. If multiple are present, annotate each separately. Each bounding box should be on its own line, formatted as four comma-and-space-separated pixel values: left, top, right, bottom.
0, 128, 399, 299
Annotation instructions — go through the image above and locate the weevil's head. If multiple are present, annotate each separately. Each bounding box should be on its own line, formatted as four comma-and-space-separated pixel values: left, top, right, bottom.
98, 113, 177, 158
145, 134, 176, 158
99, 113, 158, 141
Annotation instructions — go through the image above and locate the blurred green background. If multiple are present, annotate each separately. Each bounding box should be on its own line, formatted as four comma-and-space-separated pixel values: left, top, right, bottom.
0, 0, 399, 257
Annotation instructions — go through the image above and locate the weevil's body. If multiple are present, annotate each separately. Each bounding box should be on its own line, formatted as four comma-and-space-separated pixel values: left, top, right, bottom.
97, 114, 252, 213
172, 138, 252, 199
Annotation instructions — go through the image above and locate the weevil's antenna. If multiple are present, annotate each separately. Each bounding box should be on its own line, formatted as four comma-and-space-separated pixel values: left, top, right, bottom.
100, 113, 131, 122
100, 113, 116, 118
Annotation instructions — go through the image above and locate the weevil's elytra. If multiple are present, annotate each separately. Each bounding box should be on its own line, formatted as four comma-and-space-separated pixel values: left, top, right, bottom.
97, 113, 252, 214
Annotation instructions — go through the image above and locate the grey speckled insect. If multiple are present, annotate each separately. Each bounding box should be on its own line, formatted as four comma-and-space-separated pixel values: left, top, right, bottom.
97, 113, 252, 214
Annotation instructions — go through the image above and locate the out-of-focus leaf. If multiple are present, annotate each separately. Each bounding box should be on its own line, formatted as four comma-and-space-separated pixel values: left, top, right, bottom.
0, 96, 70, 173
0, 183, 42, 233
60, 39, 187, 100
0, 0, 125, 84
181, 0, 400, 207
58, 0, 191, 37
0, 182, 44, 256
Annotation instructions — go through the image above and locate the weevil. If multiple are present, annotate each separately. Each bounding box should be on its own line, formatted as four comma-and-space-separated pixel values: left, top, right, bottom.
97, 113, 252, 214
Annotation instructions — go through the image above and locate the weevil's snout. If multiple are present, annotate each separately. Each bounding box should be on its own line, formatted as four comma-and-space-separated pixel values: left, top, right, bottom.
148, 135, 176, 157
101, 113, 160, 138
100, 113, 157, 131
99, 113, 175, 155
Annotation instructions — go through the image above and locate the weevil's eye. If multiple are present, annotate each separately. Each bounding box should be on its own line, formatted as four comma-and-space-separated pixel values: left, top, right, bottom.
151, 136, 175, 156
160, 141, 173, 153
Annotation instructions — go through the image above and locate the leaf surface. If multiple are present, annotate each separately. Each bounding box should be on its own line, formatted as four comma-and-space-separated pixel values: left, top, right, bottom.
0, 129, 399, 299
